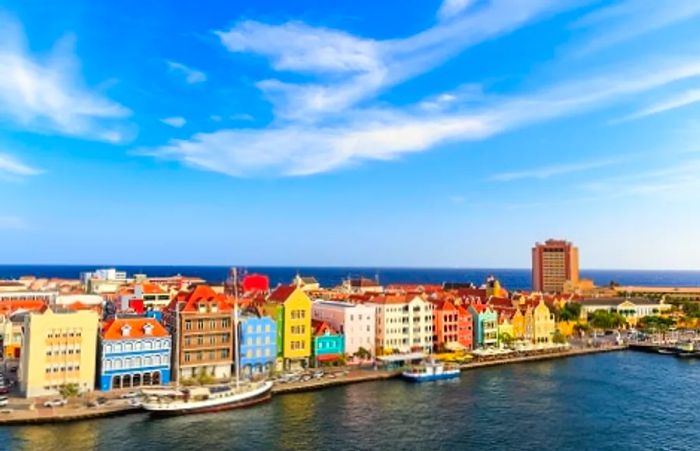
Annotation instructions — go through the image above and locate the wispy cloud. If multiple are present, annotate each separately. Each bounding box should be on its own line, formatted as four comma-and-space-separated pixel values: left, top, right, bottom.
143, 54, 700, 177
160, 116, 186, 128
437, 0, 476, 21
0, 153, 43, 179
572, 0, 700, 55
0, 15, 130, 142
167, 61, 207, 84
615, 89, 700, 123
0, 215, 25, 230
491, 158, 620, 182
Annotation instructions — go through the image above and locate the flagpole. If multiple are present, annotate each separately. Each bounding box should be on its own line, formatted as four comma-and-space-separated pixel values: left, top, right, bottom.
233, 268, 241, 389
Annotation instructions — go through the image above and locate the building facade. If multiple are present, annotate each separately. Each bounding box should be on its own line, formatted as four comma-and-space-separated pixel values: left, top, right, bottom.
524, 300, 557, 344
369, 295, 434, 354
19, 308, 99, 398
239, 313, 276, 377
312, 321, 345, 366
311, 300, 375, 357
164, 285, 234, 381
433, 299, 473, 351
468, 304, 498, 348
532, 239, 580, 293
99, 317, 171, 391
264, 285, 312, 370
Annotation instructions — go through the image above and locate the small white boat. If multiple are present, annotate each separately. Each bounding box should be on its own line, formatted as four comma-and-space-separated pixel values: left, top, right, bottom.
402, 360, 460, 382
141, 381, 273, 417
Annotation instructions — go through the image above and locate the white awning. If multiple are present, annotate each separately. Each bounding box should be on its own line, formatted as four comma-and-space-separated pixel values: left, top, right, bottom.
376, 352, 427, 362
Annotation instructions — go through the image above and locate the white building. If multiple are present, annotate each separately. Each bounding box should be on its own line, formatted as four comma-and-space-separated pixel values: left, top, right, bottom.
312, 300, 375, 357
367, 295, 434, 354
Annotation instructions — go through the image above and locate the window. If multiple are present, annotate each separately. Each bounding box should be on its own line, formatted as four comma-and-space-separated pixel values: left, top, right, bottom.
256, 325, 262, 333
197, 319, 204, 329
210, 320, 216, 329
185, 320, 192, 331
265, 325, 270, 332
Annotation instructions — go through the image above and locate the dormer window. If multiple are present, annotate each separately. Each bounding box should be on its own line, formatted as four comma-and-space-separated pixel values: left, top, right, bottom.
210, 303, 218, 313
121, 325, 131, 337
198, 303, 206, 312
143, 323, 153, 336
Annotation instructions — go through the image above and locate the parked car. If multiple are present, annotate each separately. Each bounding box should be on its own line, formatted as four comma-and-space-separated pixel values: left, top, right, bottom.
0, 385, 10, 395
43, 399, 67, 408
120, 392, 139, 399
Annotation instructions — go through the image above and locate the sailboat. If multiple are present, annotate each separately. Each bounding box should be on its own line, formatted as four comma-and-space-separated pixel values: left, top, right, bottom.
141, 268, 273, 416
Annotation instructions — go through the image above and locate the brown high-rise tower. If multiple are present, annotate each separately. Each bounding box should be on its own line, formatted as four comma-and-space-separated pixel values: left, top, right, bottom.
532, 239, 579, 293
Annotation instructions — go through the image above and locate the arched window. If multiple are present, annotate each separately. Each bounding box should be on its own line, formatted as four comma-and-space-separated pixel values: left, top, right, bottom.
124, 358, 132, 369
104, 359, 112, 370
134, 356, 142, 368
154, 355, 161, 365
114, 359, 123, 369
125, 342, 133, 352
134, 341, 142, 351
114, 343, 122, 353
144, 356, 152, 367
144, 341, 152, 350
104, 344, 112, 354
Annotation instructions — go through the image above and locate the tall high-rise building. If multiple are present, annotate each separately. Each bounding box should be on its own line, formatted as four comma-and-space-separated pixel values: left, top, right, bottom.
532, 239, 579, 293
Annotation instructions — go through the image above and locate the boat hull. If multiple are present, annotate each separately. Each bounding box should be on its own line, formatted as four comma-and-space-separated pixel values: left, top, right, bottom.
147, 390, 272, 417
401, 370, 461, 383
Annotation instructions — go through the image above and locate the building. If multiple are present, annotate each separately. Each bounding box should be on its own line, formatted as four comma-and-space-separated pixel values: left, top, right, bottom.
19, 308, 99, 398
342, 277, 384, 294
524, 299, 557, 344
164, 285, 234, 381
532, 239, 580, 293
238, 312, 277, 378
311, 300, 375, 358
468, 304, 498, 348
432, 299, 473, 351
311, 321, 345, 366
264, 285, 312, 370
293, 275, 321, 292
579, 297, 671, 326
368, 295, 434, 355
99, 317, 171, 391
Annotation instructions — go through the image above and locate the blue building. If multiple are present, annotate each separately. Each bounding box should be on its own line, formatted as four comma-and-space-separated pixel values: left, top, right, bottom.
238, 313, 276, 378
99, 317, 171, 391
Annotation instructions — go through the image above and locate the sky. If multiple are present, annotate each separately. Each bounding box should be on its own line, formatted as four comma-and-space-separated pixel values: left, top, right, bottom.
1, 0, 700, 269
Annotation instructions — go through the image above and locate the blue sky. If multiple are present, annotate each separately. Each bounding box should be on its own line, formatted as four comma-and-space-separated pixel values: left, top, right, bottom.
1, 0, 700, 269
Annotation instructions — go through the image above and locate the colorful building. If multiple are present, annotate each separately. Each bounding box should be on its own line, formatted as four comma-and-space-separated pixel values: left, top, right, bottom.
311, 321, 345, 366
468, 304, 498, 348
511, 309, 526, 340
99, 317, 171, 391
433, 299, 473, 351
368, 295, 434, 354
264, 285, 312, 370
164, 285, 234, 381
525, 299, 557, 344
19, 307, 99, 398
311, 300, 375, 358
238, 312, 276, 378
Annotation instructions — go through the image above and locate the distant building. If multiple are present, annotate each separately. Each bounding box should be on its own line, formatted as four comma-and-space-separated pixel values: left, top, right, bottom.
19, 308, 99, 398
293, 275, 320, 292
99, 317, 171, 391
579, 297, 672, 326
238, 312, 276, 378
264, 285, 312, 371
432, 299, 473, 351
367, 295, 434, 354
532, 239, 580, 293
311, 321, 344, 366
468, 304, 498, 348
343, 277, 383, 294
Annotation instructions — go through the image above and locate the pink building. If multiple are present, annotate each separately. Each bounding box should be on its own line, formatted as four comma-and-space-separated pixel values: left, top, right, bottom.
311, 300, 376, 358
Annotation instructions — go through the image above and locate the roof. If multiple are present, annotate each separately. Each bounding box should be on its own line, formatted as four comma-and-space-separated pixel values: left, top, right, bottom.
299, 276, 319, 284
469, 303, 491, 314
140, 282, 166, 295
102, 317, 170, 339
312, 320, 338, 336
268, 285, 297, 303
366, 295, 409, 305
348, 277, 380, 287
581, 297, 661, 306
166, 284, 232, 313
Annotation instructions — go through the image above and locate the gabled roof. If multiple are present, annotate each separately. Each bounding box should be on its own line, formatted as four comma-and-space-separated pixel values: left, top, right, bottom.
102, 317, 169, 339
140, 282, 166, 294
367, 294, 408, 305
469, 303, 491, 314
166, 284, 232, 313
312, 320, 338, 336
268, 285, 298, 303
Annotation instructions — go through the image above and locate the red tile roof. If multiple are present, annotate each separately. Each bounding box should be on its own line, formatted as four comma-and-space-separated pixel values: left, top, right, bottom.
166, 284, 232, 313
312, 320, 338, 336
102, 317, 170, 339
267, 285, 297, 303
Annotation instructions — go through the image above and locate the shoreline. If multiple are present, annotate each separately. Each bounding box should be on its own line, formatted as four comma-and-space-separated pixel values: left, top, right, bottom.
0, 345, 625, 426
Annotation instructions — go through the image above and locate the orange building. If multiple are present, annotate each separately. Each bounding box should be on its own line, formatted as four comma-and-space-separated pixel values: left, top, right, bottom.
433, 299, 473, 351
532, 239, 580, 293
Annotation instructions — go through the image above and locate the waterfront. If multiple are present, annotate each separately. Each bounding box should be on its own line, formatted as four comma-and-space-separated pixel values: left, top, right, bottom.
3, 352, 699, 450
2, 265, 700, 291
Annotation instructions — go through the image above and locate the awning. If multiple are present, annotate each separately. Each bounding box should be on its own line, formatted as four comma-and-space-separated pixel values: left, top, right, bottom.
376, 352, 427, 363
445, 342, 467, 351
316, 354, 341, 362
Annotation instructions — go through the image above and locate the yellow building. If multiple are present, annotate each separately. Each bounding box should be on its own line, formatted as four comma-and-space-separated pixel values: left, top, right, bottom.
511, 309, 526, 339
265, 285, 312, 370
524, 299, 556, 344
0, 314, 23, 359
497, 314, 514, 346
19, 308, 99, 398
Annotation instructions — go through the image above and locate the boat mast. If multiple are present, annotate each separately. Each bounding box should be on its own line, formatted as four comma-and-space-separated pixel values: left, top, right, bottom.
233, 267, 241, 389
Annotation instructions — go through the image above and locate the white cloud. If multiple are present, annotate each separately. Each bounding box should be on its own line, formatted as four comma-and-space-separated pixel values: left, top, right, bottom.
167, 61, 207, 84
437, 0, 475, 21
142, 55, 700, 177
230, 113, 254, 121
0, 153, 43, 178
216, 1, 577, 120
572, 0, 700, 55
615, 89, 700, 123
491, 159, 620, 182
160, 117, 186, 128
0, 15, 130, 142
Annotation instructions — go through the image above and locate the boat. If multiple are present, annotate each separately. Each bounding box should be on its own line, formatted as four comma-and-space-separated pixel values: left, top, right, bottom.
140, 380, 273, 416
142, 267, 274, 417
658, 348, 678, 355
402, 360, 460, 382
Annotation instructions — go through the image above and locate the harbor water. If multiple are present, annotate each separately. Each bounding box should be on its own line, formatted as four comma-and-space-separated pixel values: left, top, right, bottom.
2, 351, 699, 450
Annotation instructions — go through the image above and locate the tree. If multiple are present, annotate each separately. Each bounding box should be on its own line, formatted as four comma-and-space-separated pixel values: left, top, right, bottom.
59, 383, 80, 398
552, 330, 568, 344
560, 302, 582, 322
354, 347, 372, 360
498, 332, 514, 347
195, 368, 215, 386
588, 310, 626, 330
638, 315, 675, 333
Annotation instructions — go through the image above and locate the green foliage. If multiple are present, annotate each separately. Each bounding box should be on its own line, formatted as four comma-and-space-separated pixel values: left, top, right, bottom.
498, 332, 514, 346
181, 377, 196, 386
354, 347, 372, 360
559, 302, 582, 322
638, 315, 675, 333
195, 368, 215, 386
552, 330, 568, 344
588, 310, 626, 330
682, 302, 700, 319
59, 383, 80, 398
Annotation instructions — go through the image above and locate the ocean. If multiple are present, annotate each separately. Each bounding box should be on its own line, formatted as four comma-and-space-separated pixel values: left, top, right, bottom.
1, 265, 699, 291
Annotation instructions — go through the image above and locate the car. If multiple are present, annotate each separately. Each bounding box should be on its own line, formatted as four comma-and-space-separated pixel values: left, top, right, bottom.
43, 399, 67, 408
120, 392, 139, 399
0, 386, 10, 395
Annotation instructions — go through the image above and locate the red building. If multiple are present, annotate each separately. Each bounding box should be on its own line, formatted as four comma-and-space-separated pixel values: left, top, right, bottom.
433, 298, 473, 351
